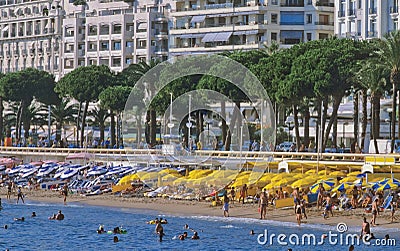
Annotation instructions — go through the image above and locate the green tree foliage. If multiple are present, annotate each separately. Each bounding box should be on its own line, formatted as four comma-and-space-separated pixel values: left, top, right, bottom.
56, 65, 114, 147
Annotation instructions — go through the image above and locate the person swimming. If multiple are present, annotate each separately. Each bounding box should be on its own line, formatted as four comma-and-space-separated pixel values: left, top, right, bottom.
55, 210, 64, 220
31, 212, 37, 217
49, 214, 56, 220
184, 224, 189, 229
250, 230, 255, 235
97, 225, 106, 234
4, 224, 8, 229
155, 221, 164, 242
14, 217, 24, 221
179, 232, 188, 240
191, 231, 199, 240
113, 236, 119, 243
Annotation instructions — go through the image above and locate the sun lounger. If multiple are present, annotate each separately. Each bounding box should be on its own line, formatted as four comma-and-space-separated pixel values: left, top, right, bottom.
381, 195, 393, 210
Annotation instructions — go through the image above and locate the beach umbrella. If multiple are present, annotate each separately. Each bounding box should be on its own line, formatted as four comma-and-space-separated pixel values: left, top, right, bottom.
318, 170, 328, 176
172, 177, 188, 186
117, 173, 139, 185
310, 180, 335, 193
328, 171, 347, 177
339, 176, 358, 184
271, 173, 293, 182
331, 182, 353, 193
356, 173, 366, 178
376, 180, 399, 191
347, 171, 361, 177
305, 169, 316, 175
273, 177, 295, 187
291, 177, 317, 188
139, 172, 160, 181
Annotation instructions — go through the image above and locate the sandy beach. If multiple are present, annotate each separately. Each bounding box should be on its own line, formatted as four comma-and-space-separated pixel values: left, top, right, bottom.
2, 188, 400, 232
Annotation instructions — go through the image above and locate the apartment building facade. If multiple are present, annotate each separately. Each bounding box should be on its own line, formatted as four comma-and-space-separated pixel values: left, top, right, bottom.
61, 0, 170, 76
168, 0, 335, 57
0, 0, 63, 78
334, 0, 399, 39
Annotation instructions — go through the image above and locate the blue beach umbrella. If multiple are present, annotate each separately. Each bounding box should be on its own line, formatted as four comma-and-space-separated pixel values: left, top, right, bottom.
310, 180, 335, 193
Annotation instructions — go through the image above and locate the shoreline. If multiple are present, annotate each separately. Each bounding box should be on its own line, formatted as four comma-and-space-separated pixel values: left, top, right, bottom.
2, 188, 400, 234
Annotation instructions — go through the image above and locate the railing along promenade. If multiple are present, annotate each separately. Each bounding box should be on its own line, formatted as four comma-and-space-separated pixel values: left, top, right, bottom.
1, 147, 400, 165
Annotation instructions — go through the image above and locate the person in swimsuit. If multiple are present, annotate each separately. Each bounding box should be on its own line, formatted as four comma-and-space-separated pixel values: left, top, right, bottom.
16, 187, 24, 204
7, 183, 12, 199
300, 199, 307, 219
191, 231, 199, 240
390, 201, 396, 223
360, 217, 371, 239
351, 186, 358, 209
155, 220, 164, 242
230, 187, 236, 204
239, 184, 248, 204
371, 198, 379, 226
223, 194, 229, 217
296, 205, 302, 225
178, 232, 188, 240
62, 183, 68, 205
55, 210, 64, 220
259, 190, 268, 220
317, 184, 325, 210
292, 187, 299, 214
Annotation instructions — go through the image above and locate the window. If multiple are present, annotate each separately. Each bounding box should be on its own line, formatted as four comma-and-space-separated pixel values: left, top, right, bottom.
126, 41, 133, 48
113, 24, 122, 34
138, 40, 146, 49
100, 41, 109, 51
112, 57, 121, 67
99, 58, 108, 65
306, 14, 312, 24
113, 41, 121, 50
126, 58, 132, 65
271, 14, 278, 24
280, 12, 304, 25
358, 0, 362, 8
306, 32, 312, 41
319, 33, 329, 39
271, 32, 277, 41
89, 59, 97, 65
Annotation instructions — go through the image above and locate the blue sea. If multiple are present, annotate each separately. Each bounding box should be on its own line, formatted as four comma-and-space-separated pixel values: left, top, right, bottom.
0, 199, 399, 251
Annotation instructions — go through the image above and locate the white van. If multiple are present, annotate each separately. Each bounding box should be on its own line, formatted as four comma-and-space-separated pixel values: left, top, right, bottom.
368, 139, 400, 153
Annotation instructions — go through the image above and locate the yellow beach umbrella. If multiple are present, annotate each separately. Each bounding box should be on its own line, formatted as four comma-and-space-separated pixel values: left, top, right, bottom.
328, 171, 347, 177
339, 176, 358, 184
158, 169, 179, 176
139, 172, 159, 181
377, 180, 399, 191
305, 169, 317, 174
264, 183, 276, 190
172, 177, 188, 186
318, 170, 328, 176
271, 173, 293, 182
272, 177, 296, 187
332, 182, 353, 193
117, 173, 139, 185
310, 180, 335, 193
291, 177, 317, 188
347, 171, 361, 177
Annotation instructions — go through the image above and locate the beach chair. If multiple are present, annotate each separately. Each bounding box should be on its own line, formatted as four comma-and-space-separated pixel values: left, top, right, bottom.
381, 195, 393, 210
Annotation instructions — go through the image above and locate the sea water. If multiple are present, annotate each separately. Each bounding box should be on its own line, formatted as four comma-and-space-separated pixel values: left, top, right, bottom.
0, 200, 399, 251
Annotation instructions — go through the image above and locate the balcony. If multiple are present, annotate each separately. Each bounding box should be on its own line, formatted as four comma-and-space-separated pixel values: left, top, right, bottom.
29, 49, 35, 56
348, 9, 356, 16
34, 29, 40, 35
21, 49, 27, 57
13, 50, 19, 57
390, 6, 399, 14
37, 48, 43, 54
155, 15, 168, 23
46, 47, 51, 54
155, 31, 168, 40
314, 21, 334, 26
316, 1, 334, 7
281, 3, 304, 7
369, 7, 377, 15
338, 10, 345, 17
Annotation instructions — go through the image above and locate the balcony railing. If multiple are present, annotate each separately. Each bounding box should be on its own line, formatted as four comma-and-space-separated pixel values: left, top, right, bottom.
390, 6, 399, 14
347, 9, 356, 16
369, 7, 377, 14
314, 21, 334, 26
281, 3, 304, 7
338, 10, 345, 17
316, 1, 334, 7
280, 21, 304, 25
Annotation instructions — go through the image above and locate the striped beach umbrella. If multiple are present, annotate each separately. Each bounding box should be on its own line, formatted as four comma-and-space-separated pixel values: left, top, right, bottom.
376, 180, 399, 191
310, 180, 335, 193
332, 182, 353, 192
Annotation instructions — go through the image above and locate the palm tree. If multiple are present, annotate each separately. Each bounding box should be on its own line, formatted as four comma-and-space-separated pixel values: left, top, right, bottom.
119, 60, 160, 145
375, 31, 400, 152
46, 99, 78, 144
357, 62, 389, 153
88, 106, 110, 144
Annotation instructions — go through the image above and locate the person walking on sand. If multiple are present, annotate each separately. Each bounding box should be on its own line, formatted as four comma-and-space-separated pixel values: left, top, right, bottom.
223, 194, 229, 217
259, 190, 268, 219
292, 187, 299, 214
230, 187, 236, 204
390, 201, 397, 223
239, 184, 248, 204
62, 183, 68, 205
7, 182, 12, 200
371, 198, 379, 226
16, 187, 24, 204
300, 199, 307, 219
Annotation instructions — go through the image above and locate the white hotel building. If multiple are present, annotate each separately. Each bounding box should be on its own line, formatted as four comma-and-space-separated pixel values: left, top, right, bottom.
334, 0, 399, 39
0, 0, 63, 78
168, 0, 335, 57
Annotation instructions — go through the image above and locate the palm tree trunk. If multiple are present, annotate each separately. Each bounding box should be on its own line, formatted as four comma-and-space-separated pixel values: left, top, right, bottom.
391, 83, 397, 153
360, 89, 368, 150
15, 101, 22, 141
221, 101, 227, 146
323, 96, 342, 150
371, 93, 379, 153
110, 111, 116, 147
353, 91, 359, 143
150, 109, 157, 146
80, 101, 89, 148
293, 105, 300, 150
303, 108, 310, 147
332, 118, 337, 148
76, 101, 82, 146
0, 97, 3, 141
145, 110, 150, 144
